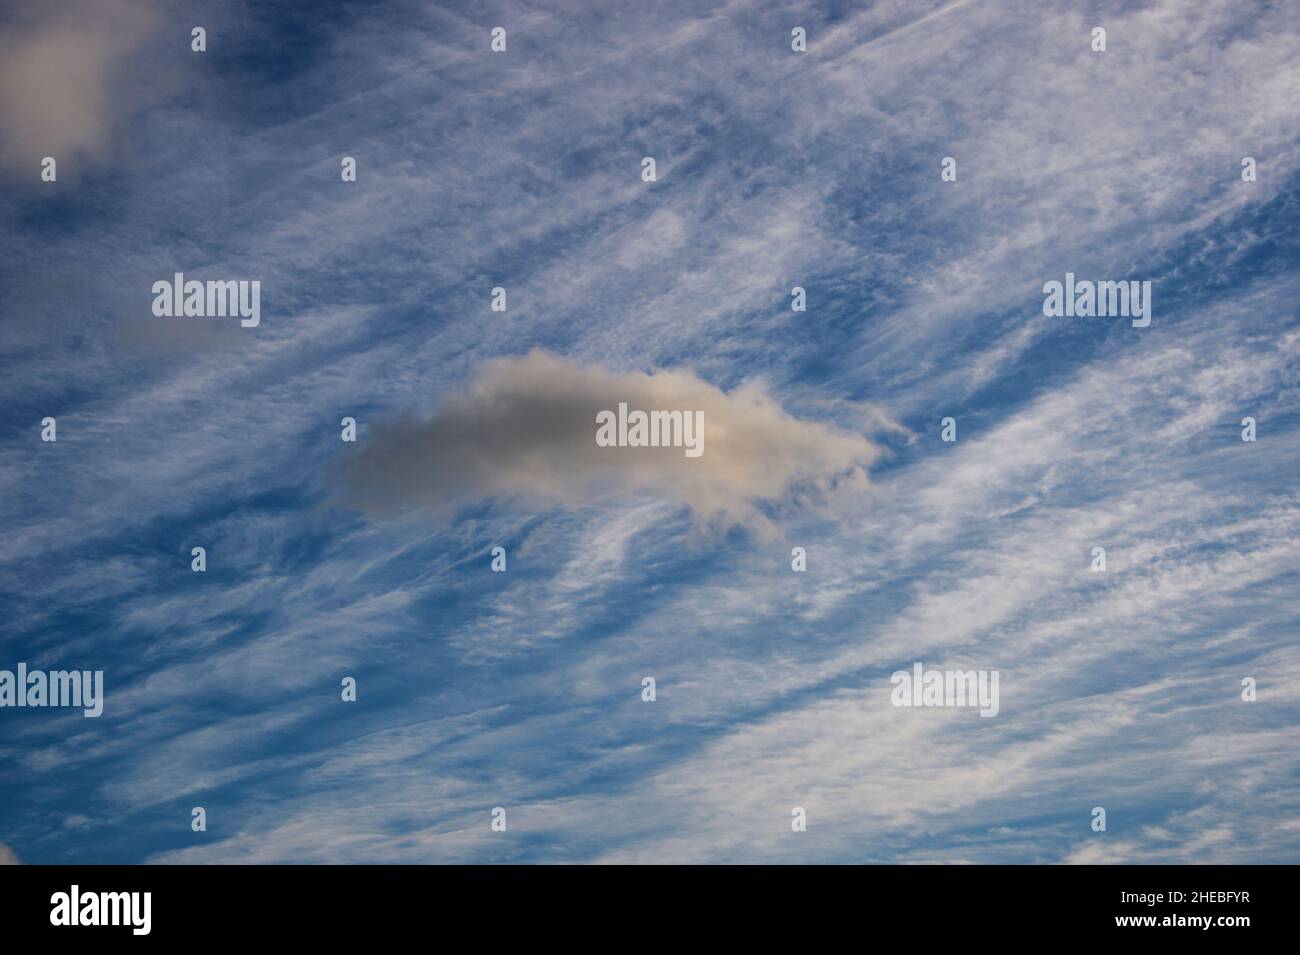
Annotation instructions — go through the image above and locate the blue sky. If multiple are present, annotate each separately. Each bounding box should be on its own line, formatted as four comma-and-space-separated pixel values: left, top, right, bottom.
1, 0, 1298, 864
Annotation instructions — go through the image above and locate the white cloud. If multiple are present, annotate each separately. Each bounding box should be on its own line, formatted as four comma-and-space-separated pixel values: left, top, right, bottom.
0, 0, 164, 174
339, 350, 880, 528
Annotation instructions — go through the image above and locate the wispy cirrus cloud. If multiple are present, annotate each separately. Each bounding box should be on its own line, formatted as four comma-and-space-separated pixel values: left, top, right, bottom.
2, 0, 1299, 867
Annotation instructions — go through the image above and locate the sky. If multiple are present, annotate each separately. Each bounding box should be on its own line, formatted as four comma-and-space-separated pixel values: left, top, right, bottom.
1, 0, 1298, 865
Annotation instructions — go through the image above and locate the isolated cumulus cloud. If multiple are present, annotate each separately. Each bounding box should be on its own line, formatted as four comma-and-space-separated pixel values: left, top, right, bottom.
0, 842, 20, 864
338, 350, 879, 525
0, 0, 162, 173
